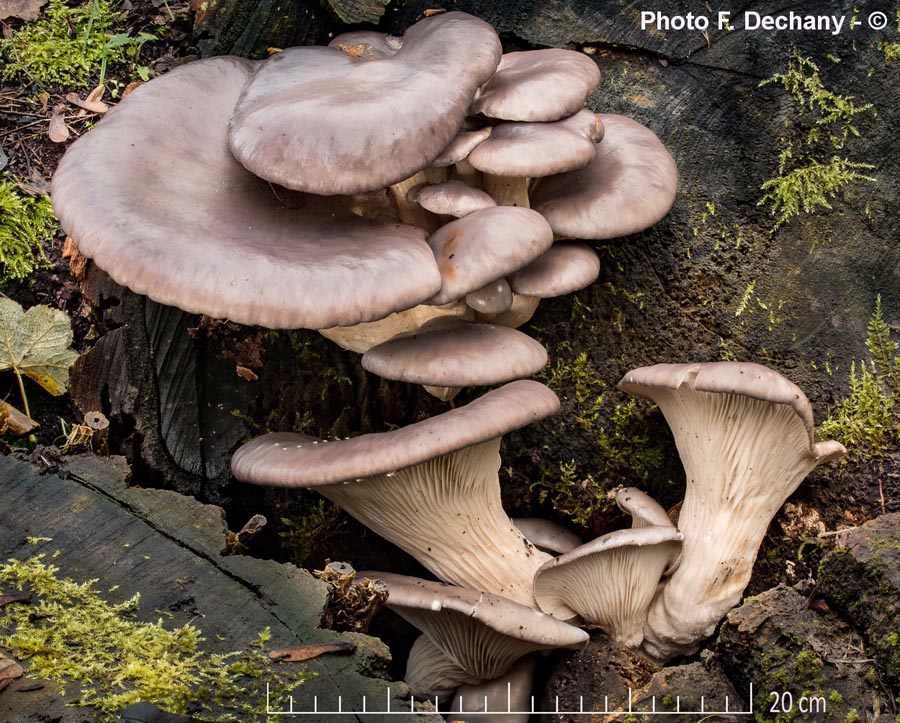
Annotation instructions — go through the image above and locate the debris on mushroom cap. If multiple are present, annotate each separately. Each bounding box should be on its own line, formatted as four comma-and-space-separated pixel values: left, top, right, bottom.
467, 116, 598, 178
464, 278, 513, 315
615, 487, 674, 529
409, 180, 497, 218
427, 206, 554, 305
450, 655, 538, 723
533, 526, 683, 648
432, 127, 493, 167
512, 518, 582, 555
232, 379, 559, 486
470, 48, 601, 122
530, 114, 678, 240
328, 30, 403, 59
362, 571, 589, 681
509, 242, 601, 298
228, 12, 502, 195
361, 317, 548, 388
617, 361, 846, 661
406, 634, 478, 701
50, 57, 442, 330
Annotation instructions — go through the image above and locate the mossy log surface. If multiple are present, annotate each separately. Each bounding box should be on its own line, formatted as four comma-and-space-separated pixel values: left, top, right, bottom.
0, 453, 440, 722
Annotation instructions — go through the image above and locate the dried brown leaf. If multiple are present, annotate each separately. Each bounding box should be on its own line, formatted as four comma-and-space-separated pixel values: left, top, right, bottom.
235, 365, 257, 381
65, 87, 108, 114
268, 640, 356, 662
0, 591, 32, 606
0, 0, 48, 21
0, 655, 24, 692
48, 106, 69, 143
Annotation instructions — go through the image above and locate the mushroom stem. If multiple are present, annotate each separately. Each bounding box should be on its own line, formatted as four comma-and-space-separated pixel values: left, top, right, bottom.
451, 158, 483, 188
482, 174, 530, 208
449, 654, 538, 723
423, 384, 462, 402
389, 168, 446, 231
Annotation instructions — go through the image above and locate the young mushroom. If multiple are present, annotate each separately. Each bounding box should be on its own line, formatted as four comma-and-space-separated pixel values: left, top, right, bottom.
617, 362, 846, 660
232, 381, 559, 605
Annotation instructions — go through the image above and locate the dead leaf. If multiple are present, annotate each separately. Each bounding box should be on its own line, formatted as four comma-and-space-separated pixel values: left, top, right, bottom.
0, 654, 23, 692
0, 0, 48, 21
268, 640, 356, 662
65, 86, 108, 114
236, 365, 257, 381
121, 81, 143, 99
48, 105, 69, 143
37, 92, 49, 113
62, 237, 89, 279
0, 297, 80, 397
0, 591, 31, 606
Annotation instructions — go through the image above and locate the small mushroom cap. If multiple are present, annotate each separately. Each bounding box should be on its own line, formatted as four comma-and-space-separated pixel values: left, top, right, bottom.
361, 318, 548, 388
533, 526, 683, 645
409, 180, 497, 217
465, 279, 513, 315
530, 114, 678, 240
232, 379, 559, 487
471, 49, 601, 122
228, 12, 502, 194
51, 57, 441, 329
428, 206, 554, 305
366, 571, 589, 678
467, 116, 597, 177
509, 242, 600, 298
432, 127, 493, 167
328, 30, 402, 59
615, 487, 674, 529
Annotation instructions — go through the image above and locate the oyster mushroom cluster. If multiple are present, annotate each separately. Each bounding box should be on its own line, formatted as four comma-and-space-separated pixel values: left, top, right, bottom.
50, 10, 678, 401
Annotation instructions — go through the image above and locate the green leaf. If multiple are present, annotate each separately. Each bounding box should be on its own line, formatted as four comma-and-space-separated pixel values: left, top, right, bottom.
0, 298, 79, 396
105, 33, 132, 49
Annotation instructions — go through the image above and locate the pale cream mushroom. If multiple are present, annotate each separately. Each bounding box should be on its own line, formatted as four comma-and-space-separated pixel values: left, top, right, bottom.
618, 362, 846, 660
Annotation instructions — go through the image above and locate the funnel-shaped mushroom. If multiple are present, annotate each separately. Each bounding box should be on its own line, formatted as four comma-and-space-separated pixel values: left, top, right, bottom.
232, 381, 558, 605
618, 362, 846, 660
533, 526, 683, 648
367, 572, 588, 682
50, 56, 442, 329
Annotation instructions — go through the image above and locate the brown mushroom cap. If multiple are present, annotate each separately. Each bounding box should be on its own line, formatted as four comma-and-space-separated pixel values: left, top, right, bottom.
470, 49, 601, 122
533, 526, 683, 648
428, 206, 554, 305
51, 57, 441, 329
530, 114, 678, 240
509, 242, 601, 298
361, 318, 548, 388
366, 571, 589, 680
228, 12, 502, 194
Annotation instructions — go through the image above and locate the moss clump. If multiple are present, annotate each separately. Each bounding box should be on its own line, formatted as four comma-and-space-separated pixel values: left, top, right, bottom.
818, 297, 900, 461
0, 555, 315, 721
0, 0, 155, 88
0, 177, 55, 284
758, 51, 876, 229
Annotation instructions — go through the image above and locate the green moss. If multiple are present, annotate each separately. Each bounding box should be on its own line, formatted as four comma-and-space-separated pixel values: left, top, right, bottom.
280, 498, 344, 566
758, 51, 876, 229
879, 12, 900, 60
845, 709, 861, 723
0, 0, 156, 88
818, 297, 900, 461
0, 555, 315, 721
0, 177, 55, 284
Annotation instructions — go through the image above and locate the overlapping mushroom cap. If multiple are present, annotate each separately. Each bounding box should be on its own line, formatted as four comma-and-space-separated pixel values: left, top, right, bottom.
618, 362, 845, 660
50, 56, 443, 329
229, 12, 502, 194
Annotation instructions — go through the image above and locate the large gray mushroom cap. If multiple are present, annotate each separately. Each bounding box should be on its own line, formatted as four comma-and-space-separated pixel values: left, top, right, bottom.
361, 317, 548, 388
232, 379, 558, 486
365, 571, 589, 680
228, 12, 502, 194
470, 49, 601, 122
51, 57, 442, 329
531, 114, 678, 240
